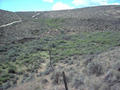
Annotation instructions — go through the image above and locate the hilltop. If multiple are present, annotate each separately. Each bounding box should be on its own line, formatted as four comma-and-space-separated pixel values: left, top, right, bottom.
0, 5, 120, 90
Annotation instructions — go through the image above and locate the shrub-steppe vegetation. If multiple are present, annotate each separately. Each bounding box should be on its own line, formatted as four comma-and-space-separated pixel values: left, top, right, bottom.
1, 5, 120, 90
1, 31, 120, 89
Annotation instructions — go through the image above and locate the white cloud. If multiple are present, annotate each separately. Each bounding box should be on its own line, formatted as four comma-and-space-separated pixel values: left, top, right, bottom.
100, 1, 108, 5
90, 0, 120, 5
98, 1, 120, 5
52, 2, 73, 10
72, 0, 87, 6
91, 0, 108, 5
43, 0, 53, 3
72, 0, 120, 6
110, 3, 120, 5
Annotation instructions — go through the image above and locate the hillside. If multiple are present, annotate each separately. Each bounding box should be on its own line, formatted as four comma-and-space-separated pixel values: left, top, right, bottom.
0, 9, 21, 26
0, 5, 120, 90
17, 5, 120, 32
0, 5, 120, 43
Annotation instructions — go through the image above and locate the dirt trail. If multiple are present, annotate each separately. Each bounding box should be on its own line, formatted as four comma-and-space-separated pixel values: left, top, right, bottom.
0, 12, 40, 28
32, 13, 40, 18
0, 20, 22, 28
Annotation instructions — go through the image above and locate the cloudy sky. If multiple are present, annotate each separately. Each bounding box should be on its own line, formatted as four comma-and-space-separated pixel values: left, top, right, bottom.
0, 0, 120, 11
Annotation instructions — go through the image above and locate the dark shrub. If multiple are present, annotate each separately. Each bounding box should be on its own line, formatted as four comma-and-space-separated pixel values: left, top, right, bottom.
87, 62, 104, 76
8, 68, 16, 74
41, 79, 48, 84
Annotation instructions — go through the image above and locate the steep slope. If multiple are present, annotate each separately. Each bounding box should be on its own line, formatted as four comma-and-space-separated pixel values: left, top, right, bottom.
0, 10, 21, 26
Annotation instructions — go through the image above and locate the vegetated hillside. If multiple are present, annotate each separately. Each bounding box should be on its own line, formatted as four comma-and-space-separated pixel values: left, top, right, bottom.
17, 5, 120, 31
0, 5, 120, 43
16, 12, 37, 20
1, 31, 120, 90
0, 5, 120, 90
0, 10, 20, 26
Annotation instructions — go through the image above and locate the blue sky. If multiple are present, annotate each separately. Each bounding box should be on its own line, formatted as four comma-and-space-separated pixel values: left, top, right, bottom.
0, 0, 120, 11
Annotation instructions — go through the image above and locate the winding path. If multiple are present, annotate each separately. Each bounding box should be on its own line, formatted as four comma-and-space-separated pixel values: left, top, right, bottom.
0, 12, 40, 28
0, 12, 42, 28
0, 19, 22, 28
